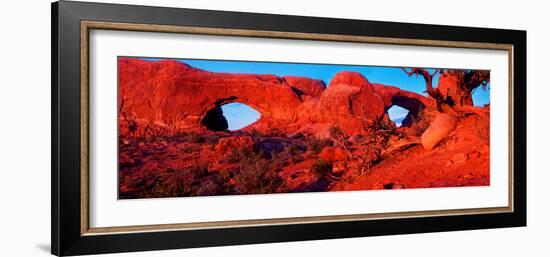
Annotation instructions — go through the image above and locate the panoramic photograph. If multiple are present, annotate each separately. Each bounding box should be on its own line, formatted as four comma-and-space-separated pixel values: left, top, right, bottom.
117, 57, 491, 199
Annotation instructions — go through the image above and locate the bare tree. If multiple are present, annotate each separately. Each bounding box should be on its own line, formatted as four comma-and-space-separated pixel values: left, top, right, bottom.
441, 70, 490, 106
401, 68, 442, 102
401, 68, 490, 114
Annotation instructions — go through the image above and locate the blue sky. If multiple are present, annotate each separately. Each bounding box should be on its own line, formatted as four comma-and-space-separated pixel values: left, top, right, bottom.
140, 57, 490, 130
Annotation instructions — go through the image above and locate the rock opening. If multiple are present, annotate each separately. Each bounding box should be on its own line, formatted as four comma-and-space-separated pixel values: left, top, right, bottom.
201, 102, 261, 131
387, 105, 410, 127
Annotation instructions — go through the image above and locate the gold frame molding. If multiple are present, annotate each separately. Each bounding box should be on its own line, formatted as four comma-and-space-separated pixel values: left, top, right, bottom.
80, 20, 514, 236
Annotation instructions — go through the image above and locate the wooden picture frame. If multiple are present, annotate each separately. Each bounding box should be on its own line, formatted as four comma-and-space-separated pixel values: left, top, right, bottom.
52, 1, 526, 256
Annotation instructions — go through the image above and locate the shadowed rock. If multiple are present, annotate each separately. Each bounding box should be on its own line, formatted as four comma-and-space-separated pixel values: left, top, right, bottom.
201, 106, 228, 131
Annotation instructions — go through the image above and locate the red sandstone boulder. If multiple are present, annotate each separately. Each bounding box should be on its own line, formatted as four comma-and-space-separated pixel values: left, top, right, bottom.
451, 153, 468, 163
329, 71, 371, 86
421, 113, 458, 150
318, 72, 385, 134
278, 160, 330, 192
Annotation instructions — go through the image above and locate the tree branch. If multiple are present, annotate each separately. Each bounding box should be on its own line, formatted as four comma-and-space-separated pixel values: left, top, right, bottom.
401, 67, 442, 103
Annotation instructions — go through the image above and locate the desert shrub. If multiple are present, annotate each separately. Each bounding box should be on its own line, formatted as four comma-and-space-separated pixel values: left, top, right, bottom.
194, 175, 225, 196
289, 142, 305, 156
379, 117, 396, 132
128, 120, 138, 133
311, 159, 333, 176
265, 129, 286, 138
282, 143, 305, 163
328, 125, 353, 152
233, 161, 263, 194
290, 132, 305, 140
329, 126, 345, 139
227, 148, 244, 164
307, 137, 332, 154
248, 128, 263, 138
233, 158, 266, 194
145, 161, 212, 198
183, 146, 196, 154
350, 130, 387, 176
232, 152, 282, 195
253, 138, 285, 159
186, 132, 205, 143
119, 170, 159, 199
254, 147, 269, 159
209, 143, 217, 151
328, 122, 389, 178
288, 143, 302, 155
148, 168, 188, 198
190, 162, 209, 177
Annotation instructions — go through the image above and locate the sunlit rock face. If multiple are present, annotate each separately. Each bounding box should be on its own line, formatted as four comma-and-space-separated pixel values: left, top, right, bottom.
117, 58, 491, 199
118, 58, 433, 138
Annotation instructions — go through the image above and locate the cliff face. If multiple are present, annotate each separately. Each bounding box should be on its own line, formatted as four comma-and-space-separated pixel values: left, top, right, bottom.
118, 58, 433, 137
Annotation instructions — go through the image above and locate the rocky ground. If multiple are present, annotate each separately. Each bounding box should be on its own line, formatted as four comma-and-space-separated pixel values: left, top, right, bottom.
119, 108, 490, 199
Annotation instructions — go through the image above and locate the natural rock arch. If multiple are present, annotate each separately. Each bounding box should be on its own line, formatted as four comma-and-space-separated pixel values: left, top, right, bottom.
200, 106, 228, 131
387, 95, 429, 127
371, 83, 434, 127
118, 58, 325, 134
386, 105, 409, 127
118, 58, 437, 137
201, 100, 261, 131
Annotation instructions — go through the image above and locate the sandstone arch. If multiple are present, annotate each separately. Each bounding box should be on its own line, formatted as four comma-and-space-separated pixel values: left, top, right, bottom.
372, 83, 434, 127
388, 95, 429, 127
118, 58, 324, 135
118, 58, 438, 137
201, 101, 261, 131
201, 106, 228, 131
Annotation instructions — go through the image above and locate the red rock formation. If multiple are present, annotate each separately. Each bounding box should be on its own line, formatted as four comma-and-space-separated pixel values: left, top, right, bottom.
333, 112, 490, 191
117, 58, 491, 198
118, 58, 304, 136
421, 113, 458, 150
371, 83, 434, 114
320, 146, 348, 161
317, 72, 385, 134
118, 58, 442, 137
372, 83, 434, 126
283, 76, 326, 98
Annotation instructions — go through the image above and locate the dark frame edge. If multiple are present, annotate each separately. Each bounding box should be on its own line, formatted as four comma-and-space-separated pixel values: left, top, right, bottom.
51, 1, 60, 256
513, 30, 527, 227
52, 1, 527, 256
